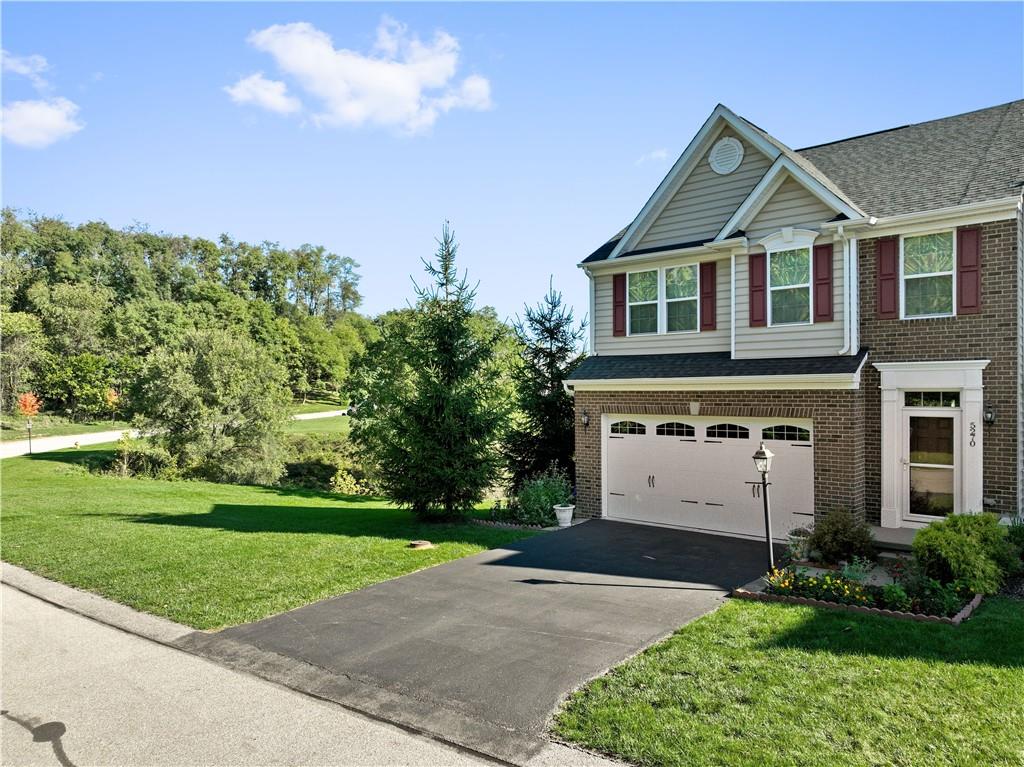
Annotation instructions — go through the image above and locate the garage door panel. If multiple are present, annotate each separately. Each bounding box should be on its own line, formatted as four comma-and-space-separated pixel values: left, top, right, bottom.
604, 415, 813, 539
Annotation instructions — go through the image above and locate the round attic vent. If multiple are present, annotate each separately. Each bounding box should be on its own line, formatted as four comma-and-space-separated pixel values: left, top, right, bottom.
709, 136, 743, 175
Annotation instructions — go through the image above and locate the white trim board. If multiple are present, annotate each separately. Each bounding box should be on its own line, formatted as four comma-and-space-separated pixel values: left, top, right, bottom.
609, 105, 783, 259
873, 359, 990, 528
715, 157, 864, 242
567, 371, 863, 392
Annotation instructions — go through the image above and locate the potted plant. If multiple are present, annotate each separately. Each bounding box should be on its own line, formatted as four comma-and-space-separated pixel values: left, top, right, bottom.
554, 503, 575, 528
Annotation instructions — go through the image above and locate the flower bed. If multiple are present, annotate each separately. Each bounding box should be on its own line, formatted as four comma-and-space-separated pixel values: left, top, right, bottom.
733, 565, 983, 625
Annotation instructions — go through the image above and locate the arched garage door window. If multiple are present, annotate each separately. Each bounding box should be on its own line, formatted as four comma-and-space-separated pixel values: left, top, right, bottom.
656, 422, 695, 437
707, 423, 749, 439
610, 420, 646, 435
762, 425, 811, 442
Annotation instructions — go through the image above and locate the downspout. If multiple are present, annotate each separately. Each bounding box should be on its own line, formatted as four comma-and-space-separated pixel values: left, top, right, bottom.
585, 267, 597, 355
836, 224, 852, 355
730, 253, 737, 359
849, 237, 859, 354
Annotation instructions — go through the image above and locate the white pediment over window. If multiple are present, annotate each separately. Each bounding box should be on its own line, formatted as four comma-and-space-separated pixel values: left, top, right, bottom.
757, 228, 820, 252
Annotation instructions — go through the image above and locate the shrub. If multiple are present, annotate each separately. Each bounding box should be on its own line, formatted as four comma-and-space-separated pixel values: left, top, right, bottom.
1006, 517, 1024, 556
806, 510, 877, 564
912, 513, 1020, 595
282, 433, 377, 494
497, 468, 572, 526
880, 582, 912, 612
897, 562, 968, 616
110, 434, 177, 479
840, 555, 875, 583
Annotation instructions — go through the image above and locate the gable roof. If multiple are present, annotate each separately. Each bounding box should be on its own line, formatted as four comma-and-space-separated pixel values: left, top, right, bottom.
583, 100, 1024, 265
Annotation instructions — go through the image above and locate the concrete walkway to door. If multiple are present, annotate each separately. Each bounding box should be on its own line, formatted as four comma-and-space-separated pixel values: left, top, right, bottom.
178, 521, 773, 764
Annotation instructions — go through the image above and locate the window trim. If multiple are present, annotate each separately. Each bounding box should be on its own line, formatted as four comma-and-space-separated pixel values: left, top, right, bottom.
626, 268, 659, 336
767, 246, 813, 328
899, 229, 957, 320
663, 263, 700, 335
626, 263, 702, 337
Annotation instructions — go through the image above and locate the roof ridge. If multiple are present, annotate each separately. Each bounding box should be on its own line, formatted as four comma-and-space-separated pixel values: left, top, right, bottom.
796, 99, 1024, 152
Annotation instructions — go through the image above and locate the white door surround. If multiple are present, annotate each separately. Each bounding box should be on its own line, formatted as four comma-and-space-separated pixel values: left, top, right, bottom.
875, 360, 989, 529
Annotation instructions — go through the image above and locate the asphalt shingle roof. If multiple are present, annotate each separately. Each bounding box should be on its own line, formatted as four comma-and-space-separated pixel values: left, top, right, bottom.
566, 348, 869, 381
583, 101, 1024, 263
797, 100, 1024, 218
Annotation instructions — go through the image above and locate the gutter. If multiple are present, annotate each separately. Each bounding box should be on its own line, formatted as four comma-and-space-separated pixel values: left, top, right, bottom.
821, 196, 1019, 234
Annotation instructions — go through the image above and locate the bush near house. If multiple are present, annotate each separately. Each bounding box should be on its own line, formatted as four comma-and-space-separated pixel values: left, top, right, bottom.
912, 513, 1021, 595
804, 509, 877, 564
495, 467, 573, 526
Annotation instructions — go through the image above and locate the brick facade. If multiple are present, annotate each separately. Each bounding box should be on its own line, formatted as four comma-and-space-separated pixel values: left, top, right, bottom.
571, 217, 1020, 529
858, 218, 1020, 522
572, 389, 865, 522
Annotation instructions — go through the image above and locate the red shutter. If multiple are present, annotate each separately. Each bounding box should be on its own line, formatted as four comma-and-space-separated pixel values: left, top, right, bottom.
876, 236, 899, 319
749, 252, 767, 327
612, 273, 626, 336
699, 261, 717, 330
813, 243, 834, 322
957, 227, 981, 315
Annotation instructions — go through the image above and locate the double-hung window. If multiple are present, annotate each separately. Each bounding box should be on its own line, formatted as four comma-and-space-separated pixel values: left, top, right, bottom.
768, 247, 811, 325
627, 270, 658, 334
902, 232, 954, 318
665, 264, 698, 332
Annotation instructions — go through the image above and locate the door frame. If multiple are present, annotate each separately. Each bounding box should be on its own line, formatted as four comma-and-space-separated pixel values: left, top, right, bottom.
901, 407, 961, 525
875, 360, 989, 529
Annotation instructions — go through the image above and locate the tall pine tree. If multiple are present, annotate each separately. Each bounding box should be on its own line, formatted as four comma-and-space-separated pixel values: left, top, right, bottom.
505, 280, 586, 489
350, 224, 504, 519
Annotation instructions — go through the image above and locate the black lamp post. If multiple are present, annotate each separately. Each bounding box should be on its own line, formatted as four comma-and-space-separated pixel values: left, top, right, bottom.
752, 442, 775, 570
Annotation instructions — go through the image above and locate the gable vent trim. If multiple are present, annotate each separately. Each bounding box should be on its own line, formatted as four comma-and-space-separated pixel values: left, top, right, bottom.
709, 136, 744, 175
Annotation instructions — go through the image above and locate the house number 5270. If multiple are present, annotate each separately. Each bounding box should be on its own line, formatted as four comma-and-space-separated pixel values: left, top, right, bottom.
969, 422, 977, 447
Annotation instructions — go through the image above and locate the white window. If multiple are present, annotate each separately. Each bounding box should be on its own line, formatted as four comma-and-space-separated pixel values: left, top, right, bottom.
901, 232, 955, 318
627, 270, 658, 334
665, 264, 699, 333
768, 247, 811, 326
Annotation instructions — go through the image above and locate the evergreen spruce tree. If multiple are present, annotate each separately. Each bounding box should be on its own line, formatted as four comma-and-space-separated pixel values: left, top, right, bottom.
505, 280, 586, 489
350, 224, 504, 520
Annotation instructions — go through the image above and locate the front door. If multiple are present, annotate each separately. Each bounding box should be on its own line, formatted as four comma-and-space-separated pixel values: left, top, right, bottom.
903, 409, 960, 522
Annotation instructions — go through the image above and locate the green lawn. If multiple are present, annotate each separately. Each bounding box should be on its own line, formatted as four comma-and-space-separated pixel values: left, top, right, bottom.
290, 392, 346, 414
554, 598, 1024, 767
285, 415, 351, 435
1, 414, 130, 439
1, 445, 535, 630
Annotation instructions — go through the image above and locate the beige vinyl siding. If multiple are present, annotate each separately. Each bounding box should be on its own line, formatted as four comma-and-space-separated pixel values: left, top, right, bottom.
635, 128, 772, 250
593, 258, 731, 355
744, 177, 837, 241
734, 238, 844, 358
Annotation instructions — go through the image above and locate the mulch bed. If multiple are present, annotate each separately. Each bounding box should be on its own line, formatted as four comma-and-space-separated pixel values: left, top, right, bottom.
1000, 573, 1024, 600
733, 584, 984, 626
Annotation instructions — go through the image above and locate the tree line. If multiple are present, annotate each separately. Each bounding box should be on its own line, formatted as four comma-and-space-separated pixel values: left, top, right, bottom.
1, 210, 587, 515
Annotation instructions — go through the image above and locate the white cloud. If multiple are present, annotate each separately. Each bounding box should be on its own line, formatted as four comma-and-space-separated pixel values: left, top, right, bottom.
232, 18, 492, 133
635, 148, 670, 166
224, 72, 301, 114
2, 49, 50, 91
1, 97, 83, 148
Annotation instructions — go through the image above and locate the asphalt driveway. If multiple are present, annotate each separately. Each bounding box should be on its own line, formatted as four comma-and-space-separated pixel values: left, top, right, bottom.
179, 520, 771, 763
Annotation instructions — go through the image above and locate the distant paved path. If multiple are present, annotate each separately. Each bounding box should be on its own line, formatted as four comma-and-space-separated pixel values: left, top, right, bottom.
0, 410, 346, 459
1, 584, 487, 767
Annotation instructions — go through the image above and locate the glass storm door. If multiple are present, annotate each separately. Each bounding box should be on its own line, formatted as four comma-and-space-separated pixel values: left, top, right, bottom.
903, 410, 959, 520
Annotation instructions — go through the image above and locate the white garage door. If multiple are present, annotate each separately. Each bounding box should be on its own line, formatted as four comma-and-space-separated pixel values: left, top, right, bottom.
604, 415, 814, 539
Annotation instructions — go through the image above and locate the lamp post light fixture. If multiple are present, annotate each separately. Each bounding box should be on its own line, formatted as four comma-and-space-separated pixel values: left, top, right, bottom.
752, 442, 775, 570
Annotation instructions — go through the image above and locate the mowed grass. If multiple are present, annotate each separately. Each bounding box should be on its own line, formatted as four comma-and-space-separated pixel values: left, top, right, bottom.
1, 445, 535, 630
285, 415, 351, 435
1, 414, 130, 439
554, 598, 1024, 767
289, 392, 346, 415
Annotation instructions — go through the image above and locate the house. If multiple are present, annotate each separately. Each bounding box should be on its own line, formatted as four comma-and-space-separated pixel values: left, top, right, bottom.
565, 100, 1023, 540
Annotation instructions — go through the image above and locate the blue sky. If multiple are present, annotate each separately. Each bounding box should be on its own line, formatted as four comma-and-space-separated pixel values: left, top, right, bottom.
3, 2, 1022, 327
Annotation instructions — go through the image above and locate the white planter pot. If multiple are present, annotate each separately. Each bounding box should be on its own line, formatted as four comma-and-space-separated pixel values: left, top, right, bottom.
554, 504, 575, 528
